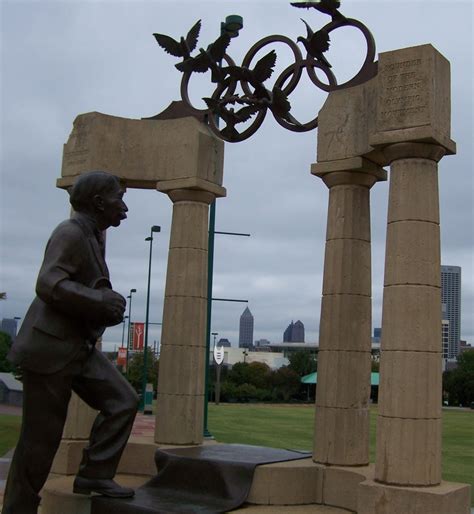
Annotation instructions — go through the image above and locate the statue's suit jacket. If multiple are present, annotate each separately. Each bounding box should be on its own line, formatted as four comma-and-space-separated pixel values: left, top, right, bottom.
9, 213, 111, 374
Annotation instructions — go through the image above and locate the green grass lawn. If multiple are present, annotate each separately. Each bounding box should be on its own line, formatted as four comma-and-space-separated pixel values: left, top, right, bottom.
0, 414, 21, 457
0, 405, 472, 505
208, 404, 473, 505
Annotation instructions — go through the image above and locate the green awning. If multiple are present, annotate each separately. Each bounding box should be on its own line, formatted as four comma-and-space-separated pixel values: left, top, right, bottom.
301, 372, 380, 386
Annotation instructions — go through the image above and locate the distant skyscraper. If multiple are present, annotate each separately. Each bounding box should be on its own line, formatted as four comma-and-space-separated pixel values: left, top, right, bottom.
441, 265, 461, 358
283, 320, 305, 342
373, 327, 382, 343
441, 320, 449, 359
0, 318, 18, 342
217, 338, 231, 348
292, 320, 305, 342
239, 307, 254, 348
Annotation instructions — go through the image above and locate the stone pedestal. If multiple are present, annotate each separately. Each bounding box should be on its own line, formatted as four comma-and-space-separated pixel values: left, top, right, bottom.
62, 393, 96, 440
311, 157, 386, 466
154, 183, 225, 445
358, 479, 471, 514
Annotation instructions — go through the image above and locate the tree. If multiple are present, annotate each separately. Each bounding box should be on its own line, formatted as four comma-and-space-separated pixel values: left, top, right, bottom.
127, 349, 159, 394
271, 366, 301, 401
227, 361, 272, 389
226, 361, 251, 386
0, 331, 13, 372
220, 362, 273, 402
288, 350, 317, 377
246, 362, 272, 389
443, 351, 474, 406
371, 358, 380, 372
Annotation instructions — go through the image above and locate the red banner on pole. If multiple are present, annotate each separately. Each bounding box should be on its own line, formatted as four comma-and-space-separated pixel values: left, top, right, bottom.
117, 347, 127, 368
132, 322, 145, 351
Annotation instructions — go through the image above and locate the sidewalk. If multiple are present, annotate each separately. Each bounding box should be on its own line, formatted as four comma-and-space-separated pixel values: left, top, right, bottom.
131, 412, 155, 437
0, 404, 21, 416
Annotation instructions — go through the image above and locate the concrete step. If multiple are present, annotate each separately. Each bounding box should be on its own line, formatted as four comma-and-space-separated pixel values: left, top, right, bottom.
235, 506, 352, 513
41, 459, 365, 514
41, 474, 353, 514
41, 475, 149, 514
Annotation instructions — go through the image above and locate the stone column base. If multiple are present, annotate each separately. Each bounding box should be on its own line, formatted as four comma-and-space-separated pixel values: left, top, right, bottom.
357, 479, 471, 514
317, 464, 374, 512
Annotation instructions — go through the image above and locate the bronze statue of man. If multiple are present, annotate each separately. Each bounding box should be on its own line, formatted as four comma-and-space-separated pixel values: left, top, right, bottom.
3, 171, 139, 514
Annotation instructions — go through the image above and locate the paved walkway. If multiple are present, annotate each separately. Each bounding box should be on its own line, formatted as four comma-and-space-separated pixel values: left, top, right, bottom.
131, 412, 155, 437
0, 404, 21, 416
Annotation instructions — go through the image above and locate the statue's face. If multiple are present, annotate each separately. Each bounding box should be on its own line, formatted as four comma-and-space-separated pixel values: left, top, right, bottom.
100, 183, 128, 229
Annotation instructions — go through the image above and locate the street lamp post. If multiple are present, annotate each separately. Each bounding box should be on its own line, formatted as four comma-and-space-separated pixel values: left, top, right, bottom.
125, 288, 137, 377
141, 225, 161, 412
121, 315, 129, 349
211, 332, 219, 404
204, 14, 244, 439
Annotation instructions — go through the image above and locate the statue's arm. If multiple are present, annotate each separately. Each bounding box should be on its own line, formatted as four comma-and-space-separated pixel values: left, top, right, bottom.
35, 223, 123, 325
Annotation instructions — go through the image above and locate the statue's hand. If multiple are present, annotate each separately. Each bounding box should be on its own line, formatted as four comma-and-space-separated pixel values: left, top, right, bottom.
100, 289, 126, 326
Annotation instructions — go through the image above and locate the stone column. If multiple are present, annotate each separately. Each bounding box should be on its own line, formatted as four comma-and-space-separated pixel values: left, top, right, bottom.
155, 184, 223, 445
311, 157, 386, 466
375, 142, 445, 485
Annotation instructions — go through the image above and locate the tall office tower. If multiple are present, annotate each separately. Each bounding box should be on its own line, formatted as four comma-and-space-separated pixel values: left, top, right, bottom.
0, 318, 18, 342
283, 320, 305, 342
239, 307, 254, 348
292, 320, 305, 342
283, 322, 294, 342
373, 327, 382, 343
441, 320, 449, 359
441, 265, 461, 358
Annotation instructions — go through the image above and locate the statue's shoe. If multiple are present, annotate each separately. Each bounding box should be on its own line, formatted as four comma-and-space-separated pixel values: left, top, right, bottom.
73, 477, 135, 498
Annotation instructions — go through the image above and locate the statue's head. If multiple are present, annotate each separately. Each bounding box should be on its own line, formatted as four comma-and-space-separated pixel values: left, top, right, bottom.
69, 171, 128, 230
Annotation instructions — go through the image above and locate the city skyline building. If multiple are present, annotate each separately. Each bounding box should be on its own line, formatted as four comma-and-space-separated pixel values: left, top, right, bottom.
239, 307, 254, 348
442, 319, 449, 359
373, 327, 382, 343
0, 318, 19, 342
283, 320, 305, 342
217, 338, 231, 348
441, 265, 461, 358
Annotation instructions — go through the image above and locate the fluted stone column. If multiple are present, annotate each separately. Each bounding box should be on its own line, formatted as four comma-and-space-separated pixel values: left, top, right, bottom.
375, 142, 445, 485
155, 188, 216, 445
312, 157, 386, 466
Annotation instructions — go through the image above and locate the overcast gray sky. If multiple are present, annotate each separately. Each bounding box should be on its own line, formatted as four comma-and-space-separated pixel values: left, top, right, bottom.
1, 0, 473, 352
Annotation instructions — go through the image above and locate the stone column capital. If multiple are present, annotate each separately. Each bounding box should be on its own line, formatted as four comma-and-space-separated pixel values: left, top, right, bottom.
166, 188, 216, 205
382, 142, 446, 164
311, 157, 387, 189
157, 177, 226, 201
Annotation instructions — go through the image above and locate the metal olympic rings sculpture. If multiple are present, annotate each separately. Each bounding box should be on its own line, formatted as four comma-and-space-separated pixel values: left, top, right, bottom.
153, 1, 376, 143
